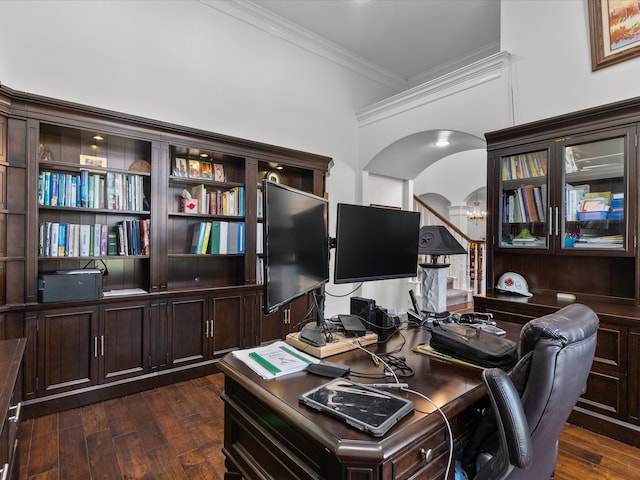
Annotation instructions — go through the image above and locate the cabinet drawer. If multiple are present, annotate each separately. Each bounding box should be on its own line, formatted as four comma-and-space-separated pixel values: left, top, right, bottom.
579, 371, 625, 418
592, 324, 625, 374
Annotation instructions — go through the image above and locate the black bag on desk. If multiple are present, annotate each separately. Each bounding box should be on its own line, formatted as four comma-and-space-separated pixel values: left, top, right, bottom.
429, 323, 518, 369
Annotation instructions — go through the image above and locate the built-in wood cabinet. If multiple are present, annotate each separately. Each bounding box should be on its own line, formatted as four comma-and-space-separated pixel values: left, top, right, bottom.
28, 300, 150, 399
0, 84, 331, 416
258, 294, 311, 345
476, 95, 640, 447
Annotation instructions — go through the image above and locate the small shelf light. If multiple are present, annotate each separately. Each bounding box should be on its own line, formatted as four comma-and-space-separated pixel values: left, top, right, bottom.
434, 139, 450, 147
92, 135, 104, 141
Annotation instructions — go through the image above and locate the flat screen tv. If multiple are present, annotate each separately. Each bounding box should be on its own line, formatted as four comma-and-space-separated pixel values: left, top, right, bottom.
333, 204, 420, 284
262, 180, 329, 316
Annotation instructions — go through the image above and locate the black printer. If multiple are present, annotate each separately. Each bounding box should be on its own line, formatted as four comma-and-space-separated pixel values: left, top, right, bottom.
38, 269, 103, 303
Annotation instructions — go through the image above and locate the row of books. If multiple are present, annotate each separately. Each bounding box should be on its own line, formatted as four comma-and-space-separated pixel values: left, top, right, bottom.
190, 185, 244, 216
38, 170, 147, 212
501, 152, 548, 181
190, 221, 245, 255
39, 219, 150, 257
502, 184, 547, 223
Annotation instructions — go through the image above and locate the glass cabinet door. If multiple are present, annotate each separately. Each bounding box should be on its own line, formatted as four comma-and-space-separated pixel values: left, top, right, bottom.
561, 131, 631, 253
498, 148, 549, 249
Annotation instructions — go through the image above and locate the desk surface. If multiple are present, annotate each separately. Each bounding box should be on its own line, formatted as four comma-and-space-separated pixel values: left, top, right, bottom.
219, 322, 521, 480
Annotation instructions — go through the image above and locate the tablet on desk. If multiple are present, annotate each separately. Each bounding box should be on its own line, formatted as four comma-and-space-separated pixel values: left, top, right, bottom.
299, 378, 414, 437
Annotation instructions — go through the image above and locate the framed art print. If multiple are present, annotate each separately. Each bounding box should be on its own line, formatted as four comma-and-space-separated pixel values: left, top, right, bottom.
201, 161, 213, 179
174, 157, 187, 177
589, 0, 640, 70
213, 163, 225, 182
188, 159, 201, 178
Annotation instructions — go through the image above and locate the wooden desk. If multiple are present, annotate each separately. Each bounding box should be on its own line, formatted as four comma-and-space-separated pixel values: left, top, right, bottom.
0, 338, 26, 480
218, 323, 520, 480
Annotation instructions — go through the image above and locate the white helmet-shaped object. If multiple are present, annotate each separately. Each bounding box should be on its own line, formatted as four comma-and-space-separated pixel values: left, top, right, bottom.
496, 272, 532, 297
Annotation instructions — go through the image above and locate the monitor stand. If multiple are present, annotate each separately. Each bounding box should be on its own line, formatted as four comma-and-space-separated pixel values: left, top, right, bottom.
299, 322, 326, 347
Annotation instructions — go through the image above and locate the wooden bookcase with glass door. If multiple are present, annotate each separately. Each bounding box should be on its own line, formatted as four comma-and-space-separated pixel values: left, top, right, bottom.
475, 96, 640, 447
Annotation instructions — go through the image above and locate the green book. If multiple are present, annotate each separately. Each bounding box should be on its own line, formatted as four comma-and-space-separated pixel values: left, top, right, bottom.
107, 232, 118, 256
209, 221, 221, 254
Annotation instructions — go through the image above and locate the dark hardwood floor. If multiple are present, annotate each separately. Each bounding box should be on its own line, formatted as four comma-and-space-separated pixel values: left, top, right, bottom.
18, 373, 640, 479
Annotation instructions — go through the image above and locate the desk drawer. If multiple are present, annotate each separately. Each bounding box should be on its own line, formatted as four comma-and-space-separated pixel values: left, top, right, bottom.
386, 425, 448, 480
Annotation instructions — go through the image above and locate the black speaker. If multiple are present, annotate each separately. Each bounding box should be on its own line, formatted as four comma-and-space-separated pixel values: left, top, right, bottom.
350, 296, 376, 330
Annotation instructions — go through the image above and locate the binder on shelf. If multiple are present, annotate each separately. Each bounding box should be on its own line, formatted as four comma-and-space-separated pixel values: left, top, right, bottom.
190, 222, 206, 254
201, 222, 212, 254
79, 224, 91, 257
239, 222, 245, 253
219, 221, 229, 254
92, 224, 101, 256
57, 223, 66, 256
209, 221, 221, 254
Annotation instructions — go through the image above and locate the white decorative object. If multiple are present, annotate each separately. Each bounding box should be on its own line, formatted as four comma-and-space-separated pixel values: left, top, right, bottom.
421, 265, 449, 315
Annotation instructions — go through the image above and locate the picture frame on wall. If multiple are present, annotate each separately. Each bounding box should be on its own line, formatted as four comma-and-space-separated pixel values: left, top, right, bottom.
589, 0, 640, 71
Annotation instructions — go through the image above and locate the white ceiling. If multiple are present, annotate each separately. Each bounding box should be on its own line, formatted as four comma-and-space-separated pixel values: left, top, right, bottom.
237, 0, 501, 183
250, 0, 501, 82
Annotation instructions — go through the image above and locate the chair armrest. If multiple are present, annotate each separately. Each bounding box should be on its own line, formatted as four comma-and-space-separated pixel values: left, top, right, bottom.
475, 368, 532, 480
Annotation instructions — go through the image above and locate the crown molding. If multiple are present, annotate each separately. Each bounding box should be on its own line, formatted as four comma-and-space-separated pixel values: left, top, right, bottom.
408, 41, 501, 88
356, 51, 511, 127
199, 0, 408, 92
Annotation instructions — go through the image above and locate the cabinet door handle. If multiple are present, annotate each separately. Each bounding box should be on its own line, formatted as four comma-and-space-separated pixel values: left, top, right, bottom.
8, 402, 21, 423
0, 462, 8, 480
205, 320, 209, 338
210, 320, 214, 337
94, 336, 98, 358
555, 207, 559, 236
101, 335, 105, 356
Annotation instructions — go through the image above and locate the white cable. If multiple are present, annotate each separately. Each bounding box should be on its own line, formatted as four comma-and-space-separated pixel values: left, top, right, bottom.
300, 336, 456, 478
348, 338, 455, 480
402, 386, 454, 480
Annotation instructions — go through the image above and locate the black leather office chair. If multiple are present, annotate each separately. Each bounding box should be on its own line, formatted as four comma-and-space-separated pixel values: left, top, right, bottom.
462, 303, 599, 480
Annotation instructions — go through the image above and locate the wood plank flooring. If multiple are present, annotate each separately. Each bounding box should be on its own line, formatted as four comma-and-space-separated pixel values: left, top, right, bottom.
18, 373, 640, 479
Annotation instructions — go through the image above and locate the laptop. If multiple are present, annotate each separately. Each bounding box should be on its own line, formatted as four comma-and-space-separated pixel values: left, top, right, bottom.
299, 378, 414, 437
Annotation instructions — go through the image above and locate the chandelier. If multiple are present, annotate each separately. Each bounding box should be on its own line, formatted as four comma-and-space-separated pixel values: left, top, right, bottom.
467, 201, 487, 222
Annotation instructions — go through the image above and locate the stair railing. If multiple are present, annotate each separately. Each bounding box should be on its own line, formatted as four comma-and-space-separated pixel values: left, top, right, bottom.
413, 196, 486, 299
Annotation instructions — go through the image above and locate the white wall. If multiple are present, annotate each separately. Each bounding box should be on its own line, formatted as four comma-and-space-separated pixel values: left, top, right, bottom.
353, 0, 640, 314
503, 0, 640, 125
0, 0, 396, 318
